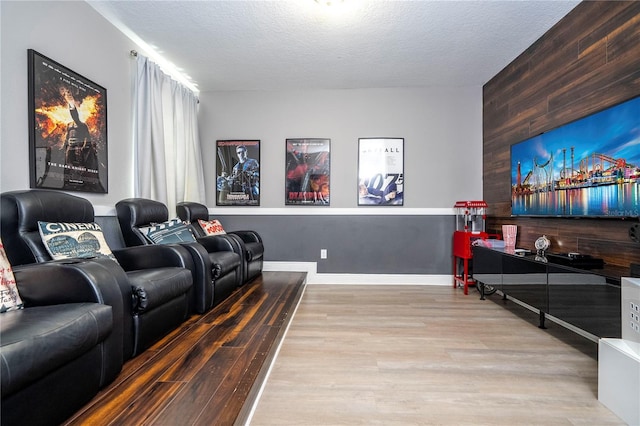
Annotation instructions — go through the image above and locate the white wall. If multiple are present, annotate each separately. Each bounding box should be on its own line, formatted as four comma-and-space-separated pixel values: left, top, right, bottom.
0, 1, 135, 210
1, 1, 483, 213
198, 87, 483, 208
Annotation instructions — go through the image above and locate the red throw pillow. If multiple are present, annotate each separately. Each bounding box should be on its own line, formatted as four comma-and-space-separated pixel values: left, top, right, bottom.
198, 219, 226, 236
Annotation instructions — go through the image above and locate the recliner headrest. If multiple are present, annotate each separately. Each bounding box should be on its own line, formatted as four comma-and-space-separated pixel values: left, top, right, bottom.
176, 202, 209, 223
0, 190, 95, 265
115, 198, 169, 246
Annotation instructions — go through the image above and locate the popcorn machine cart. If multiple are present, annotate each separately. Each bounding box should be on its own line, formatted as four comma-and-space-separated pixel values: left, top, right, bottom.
453, 200, 489, 294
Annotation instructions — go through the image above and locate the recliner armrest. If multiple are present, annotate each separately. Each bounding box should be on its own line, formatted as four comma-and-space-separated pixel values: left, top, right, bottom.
228, 230, 263, 244
112, 244, 194, 271
13, 258, 129, 310
171, 241, 213, 314
195, 235, 236, 252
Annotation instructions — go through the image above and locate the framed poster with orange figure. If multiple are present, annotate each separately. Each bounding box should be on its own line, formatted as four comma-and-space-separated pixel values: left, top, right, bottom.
285, 138, 330, 205
28, 49, 108, 193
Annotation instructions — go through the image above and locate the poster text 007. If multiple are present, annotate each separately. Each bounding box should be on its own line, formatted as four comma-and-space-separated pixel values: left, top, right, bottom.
358, 138, 404, 206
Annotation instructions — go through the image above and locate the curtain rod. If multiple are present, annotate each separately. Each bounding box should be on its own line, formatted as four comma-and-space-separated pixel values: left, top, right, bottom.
128, 49, 199, 99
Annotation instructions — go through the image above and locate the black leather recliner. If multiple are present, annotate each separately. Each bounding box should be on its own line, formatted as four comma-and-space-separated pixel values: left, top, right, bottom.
1, 260, 124, 426
115, 198, 242, 311
177, 201, 264, 284
0, 190, 193, 358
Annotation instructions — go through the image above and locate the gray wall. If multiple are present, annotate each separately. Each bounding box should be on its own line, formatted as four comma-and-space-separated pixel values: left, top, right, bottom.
96, 213, 455, 275
196, 83, 483, 276
198, 88, 483, 208
216, 214, 454, 274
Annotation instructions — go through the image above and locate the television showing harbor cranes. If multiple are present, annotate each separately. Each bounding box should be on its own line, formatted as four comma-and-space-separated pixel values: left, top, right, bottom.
511, 96, 640, 218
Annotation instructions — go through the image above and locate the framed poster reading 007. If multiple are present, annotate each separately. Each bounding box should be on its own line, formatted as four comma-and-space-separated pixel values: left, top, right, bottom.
285, 138, 331, 205
358, 138, 404, 206
28, 49, 108, 193
216, 140, 260, 206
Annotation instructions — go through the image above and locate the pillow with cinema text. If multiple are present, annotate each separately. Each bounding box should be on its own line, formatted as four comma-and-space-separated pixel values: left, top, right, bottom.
38, 221, 118, 263
0, 239, 24, 313
198, 219, 226, 236
139, 218, 196, 244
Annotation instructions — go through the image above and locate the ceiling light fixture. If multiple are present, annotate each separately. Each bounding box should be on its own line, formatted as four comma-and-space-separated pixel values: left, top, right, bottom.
315, 0, 344, 6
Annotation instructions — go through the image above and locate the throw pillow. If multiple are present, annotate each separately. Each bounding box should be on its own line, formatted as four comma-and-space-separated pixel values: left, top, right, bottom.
198, 219, 226, 236
139, 218, 196, 244
38, 221, 118, 263
0, 239, 24, 312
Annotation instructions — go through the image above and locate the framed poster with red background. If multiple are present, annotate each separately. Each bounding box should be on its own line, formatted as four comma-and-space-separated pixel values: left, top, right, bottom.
285, 138, 330, 206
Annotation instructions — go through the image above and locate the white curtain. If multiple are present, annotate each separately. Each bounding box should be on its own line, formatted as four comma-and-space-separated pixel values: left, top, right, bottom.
133, 54, 205, 216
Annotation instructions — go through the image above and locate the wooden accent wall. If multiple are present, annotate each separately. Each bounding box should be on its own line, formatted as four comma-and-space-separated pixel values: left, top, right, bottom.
483, 1, 640, 268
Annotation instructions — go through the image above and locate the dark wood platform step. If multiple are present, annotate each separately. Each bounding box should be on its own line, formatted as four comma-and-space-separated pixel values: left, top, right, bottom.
64, 271, 306, 426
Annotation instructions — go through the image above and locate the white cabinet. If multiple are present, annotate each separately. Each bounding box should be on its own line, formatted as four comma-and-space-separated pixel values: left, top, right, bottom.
598, 278, 640, 425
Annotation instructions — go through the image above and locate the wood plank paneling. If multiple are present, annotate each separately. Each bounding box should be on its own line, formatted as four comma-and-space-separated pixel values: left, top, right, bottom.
483, 1, 640, 268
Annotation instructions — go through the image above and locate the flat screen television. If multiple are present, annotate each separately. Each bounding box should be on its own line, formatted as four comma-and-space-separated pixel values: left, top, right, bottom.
511, 96, 640, 218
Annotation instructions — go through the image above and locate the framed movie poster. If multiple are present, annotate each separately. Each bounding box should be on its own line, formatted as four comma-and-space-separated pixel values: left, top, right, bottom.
216, 140, 260, 206
358, 138, 404, 206
28, 49, 108, 193
285, 138, 330, 205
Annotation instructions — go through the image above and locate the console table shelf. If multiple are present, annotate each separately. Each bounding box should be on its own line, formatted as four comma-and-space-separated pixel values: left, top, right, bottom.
472, 246, 622, 339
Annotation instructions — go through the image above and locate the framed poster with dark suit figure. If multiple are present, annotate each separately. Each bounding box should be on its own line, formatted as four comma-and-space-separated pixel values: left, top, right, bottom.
28, 49, 108, 193
216, 140, 260, 206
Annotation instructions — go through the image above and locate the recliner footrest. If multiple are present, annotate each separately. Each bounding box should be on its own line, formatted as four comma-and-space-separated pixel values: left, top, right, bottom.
0, 303, 113, 397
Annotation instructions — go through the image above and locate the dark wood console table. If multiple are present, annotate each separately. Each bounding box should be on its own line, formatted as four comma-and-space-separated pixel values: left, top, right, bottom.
472, 246, 622, 339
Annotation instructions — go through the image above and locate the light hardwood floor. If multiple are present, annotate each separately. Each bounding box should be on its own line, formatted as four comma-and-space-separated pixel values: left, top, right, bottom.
247, 285, 625, 425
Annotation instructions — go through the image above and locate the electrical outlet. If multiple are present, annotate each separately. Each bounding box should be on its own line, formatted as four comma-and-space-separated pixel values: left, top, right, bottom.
320, 249, 328, 259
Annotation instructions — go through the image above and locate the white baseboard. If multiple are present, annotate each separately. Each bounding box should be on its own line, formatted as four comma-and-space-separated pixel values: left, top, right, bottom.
263, 261, 317, 273
263, 261, 451, 285
310, 274, 452, 285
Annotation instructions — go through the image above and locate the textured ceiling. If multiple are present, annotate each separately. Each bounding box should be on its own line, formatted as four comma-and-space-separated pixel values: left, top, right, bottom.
89, 0, 580, 92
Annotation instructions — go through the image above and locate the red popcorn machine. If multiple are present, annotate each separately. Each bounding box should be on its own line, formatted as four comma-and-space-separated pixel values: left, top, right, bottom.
453, 200, 489, 294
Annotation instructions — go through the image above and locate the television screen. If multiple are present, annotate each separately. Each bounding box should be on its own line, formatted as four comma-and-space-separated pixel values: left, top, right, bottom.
511, 96, 640, 217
